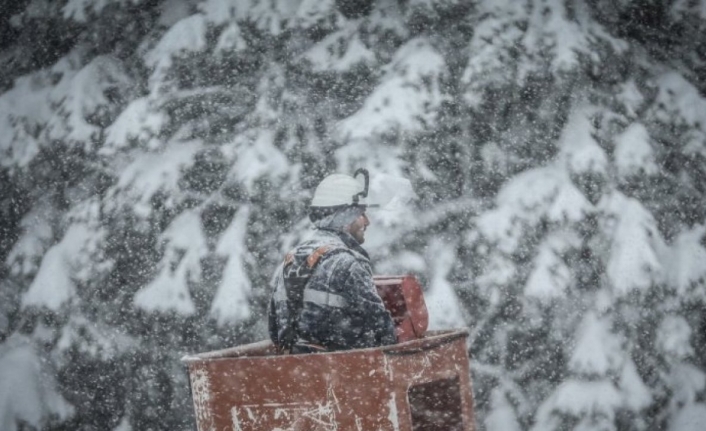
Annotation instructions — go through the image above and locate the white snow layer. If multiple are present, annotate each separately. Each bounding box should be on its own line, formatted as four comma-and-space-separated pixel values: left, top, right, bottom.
56, 315, 136, 361
295, 0, 339, 30
619, 359, 652, 411
614, 123, 658, 178
6, 199, 54, 277
52, 56, 132, 145
600, 191, 665, 295
108, 141, 200, 217
569, 312, 622, 376
21, 223, 94, 310
1, 51, 132, 168
245, 0, 302, 35
485, 388, 522, 431
616, 79, 645, 118
103, 97, 168, 154
366, 173, 417, 228
211, 206, 253, 325
46, 55, 132, 146
215, 22, 248, 53
477, 165, 591, 254
559, 107, 608, 176
0, 335, 74, 431
424, 239, 466, 330
657, 315, 694, 359
336, 37, 449, 142
225, 129, 290, 192
522, 0, 626, 77
670, 404, 706, 431
145, 14, 207, 90
461, 0, 526, 107
303, 22, 376, 72
664, 224, 706, 295
0, 52, 80, 168
62, 0, 143, 22
652, 71, 706, 129
134, 210, 207, 315
533, 380, 622, 429
524, 231, 578, 299
475, 254, 516, 301
199, 0, 249, 25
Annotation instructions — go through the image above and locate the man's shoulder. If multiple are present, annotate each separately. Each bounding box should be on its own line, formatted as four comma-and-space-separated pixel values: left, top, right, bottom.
291, 229, 370, 266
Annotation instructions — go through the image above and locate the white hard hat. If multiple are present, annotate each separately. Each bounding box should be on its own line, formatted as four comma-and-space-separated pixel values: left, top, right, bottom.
311, 174, 366, 208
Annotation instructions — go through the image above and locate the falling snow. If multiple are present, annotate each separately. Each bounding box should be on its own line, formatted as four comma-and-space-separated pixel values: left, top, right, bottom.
1, 1, 706, 430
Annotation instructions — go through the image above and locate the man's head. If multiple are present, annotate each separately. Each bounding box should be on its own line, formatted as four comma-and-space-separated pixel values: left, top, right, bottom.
309, 171, 373, 243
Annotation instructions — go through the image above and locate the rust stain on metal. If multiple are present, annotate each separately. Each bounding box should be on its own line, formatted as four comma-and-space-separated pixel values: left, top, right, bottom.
184, 330, 476, 431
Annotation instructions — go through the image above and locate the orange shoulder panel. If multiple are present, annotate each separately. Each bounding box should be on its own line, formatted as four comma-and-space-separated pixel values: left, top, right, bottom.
306, 245, 334, 268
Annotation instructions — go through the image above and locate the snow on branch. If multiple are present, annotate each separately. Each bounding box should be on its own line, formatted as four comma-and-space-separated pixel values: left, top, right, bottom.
62, 0, 144, 22
0, 64, 61, 168
650, 72, 706, 130
199, 0, 248, 25
244, 0, 302, 35
614, 123, 658, 179
599, 191, 665, 296
55, 314, 137, 361
21, 223, 95, 311
0, 51, 131, 163
461, 0, 526, 108
224, 129, 289, 193
145, 14, 208, 92
532, 380, 622, 430
210, 206, 253, 325
365, 0, 408, 41
477, 165, 592, 254
569, 312, 622, 377
103, 97, 168, 155
524, 231, 579, 300
294, 0, 341, 31
558, 107, 608, 177
0, 335, 74, 431
133, 209, 207, 316
6, 198, 54, 277
106, 140, 201, 218
670, 404, 706, 431
670, 0, 706, 20
336, 37, 450, 143
522, 0, 627, 77
302, 21, 376, 72
424, 239, 466, 330
657, 315, 695, 360
664, 225, 706, 297
485, 387, 522, 431
47, 55, 133, 146
215, 22, 248, 53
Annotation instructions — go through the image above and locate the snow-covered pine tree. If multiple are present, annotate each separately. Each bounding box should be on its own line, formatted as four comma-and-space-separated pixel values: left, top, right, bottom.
2, 0, 706, 430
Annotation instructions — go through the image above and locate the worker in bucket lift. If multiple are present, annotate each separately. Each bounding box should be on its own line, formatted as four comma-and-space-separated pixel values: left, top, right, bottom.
268, 169, 397, 354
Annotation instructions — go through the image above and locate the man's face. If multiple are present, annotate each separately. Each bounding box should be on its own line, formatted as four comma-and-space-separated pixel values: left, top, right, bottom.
346, 212, 369, 244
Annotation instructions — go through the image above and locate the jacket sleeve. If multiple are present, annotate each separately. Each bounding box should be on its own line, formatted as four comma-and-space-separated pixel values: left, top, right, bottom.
330, 255, 397, 347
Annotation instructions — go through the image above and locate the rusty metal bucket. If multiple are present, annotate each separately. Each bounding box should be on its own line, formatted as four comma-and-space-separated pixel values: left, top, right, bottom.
182, 329, 476, 431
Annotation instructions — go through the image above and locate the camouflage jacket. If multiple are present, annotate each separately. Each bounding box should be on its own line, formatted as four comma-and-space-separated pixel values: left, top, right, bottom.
268, 228, 396, 351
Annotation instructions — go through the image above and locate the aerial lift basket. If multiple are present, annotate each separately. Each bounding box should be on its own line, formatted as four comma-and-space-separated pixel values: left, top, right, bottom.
182, 275, 476, 431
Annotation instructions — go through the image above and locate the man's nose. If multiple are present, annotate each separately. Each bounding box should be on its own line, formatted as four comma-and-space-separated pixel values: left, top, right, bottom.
363, 213, 370, 226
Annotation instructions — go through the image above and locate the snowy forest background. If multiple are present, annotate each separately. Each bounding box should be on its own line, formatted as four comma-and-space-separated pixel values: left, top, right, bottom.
1, 0, 706, 430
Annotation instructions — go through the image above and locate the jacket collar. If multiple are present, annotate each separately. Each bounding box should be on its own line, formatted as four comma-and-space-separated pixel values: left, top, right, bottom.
315, 228, 370, 260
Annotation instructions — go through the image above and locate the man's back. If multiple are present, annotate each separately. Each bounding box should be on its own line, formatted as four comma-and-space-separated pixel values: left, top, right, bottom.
269, 228, 396, 352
